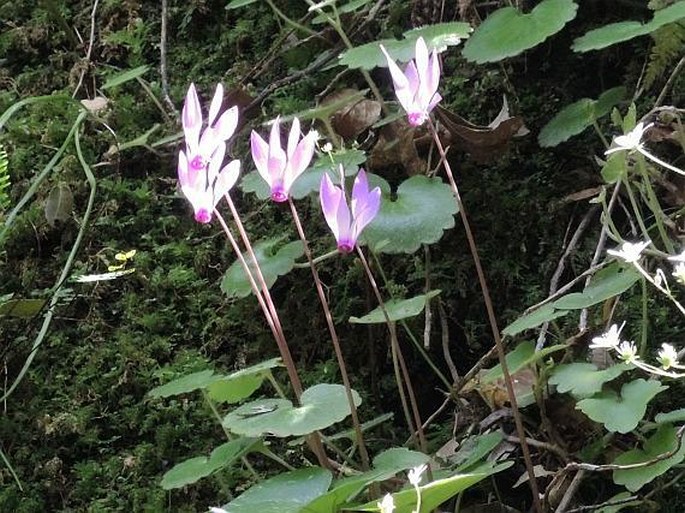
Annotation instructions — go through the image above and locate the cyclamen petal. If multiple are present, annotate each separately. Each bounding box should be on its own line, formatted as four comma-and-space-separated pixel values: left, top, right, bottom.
320, 169, 381, 254
250, 116, 317, 202
177, 84, 241, 224
380, 36, 442, 127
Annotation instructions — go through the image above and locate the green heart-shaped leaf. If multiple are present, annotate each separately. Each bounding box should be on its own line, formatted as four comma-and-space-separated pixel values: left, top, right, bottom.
550, 363, 630, 399
148, 370, 221, 398
207, 358, 281, 404
577, 379, 668, 433
482, 340, 566, 384
538, 87, 626, 147
223, 384, 361, 437
552, 263, 640, 310
221, 238, 304, 298
613, 424, 685, 491
502, 303, 570, 337
221, 467, 332, 513
573, 2, 685, 52
462, 0, 578, 63
349, 290, 440, 324
363, 175, 457, 254
339, 22, 470, 70
161, 437, 259, 489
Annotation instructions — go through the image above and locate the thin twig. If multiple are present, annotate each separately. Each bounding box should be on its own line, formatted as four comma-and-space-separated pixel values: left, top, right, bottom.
72, 0, 99, 98
159, 0, 177, 116
655, 55, 685, 108
555, 469, 586, 513
536, 205, 599, 350
439, 301, 459, 384
580, 183, 621, 330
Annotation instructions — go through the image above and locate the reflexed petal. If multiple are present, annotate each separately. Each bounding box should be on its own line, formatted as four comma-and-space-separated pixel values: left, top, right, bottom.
250, 130, 272, 185
402, 61, 421, 110
414, 37, 429, 86
213, 159, 241, 206
182, 83, 202, 150
213, 106, 239, 142
352, 185, 380, 240
427, 91, 442, 112
207, 142, 226, 185
320, 174, 345, 240
380, 44, 414, 111
351, 169, 371, 219
286, 131, 317, 190
426, 50, 441, 104
287, 117, 301, 158
267, 118, 286, 180
208, 83, 224, 127
177, 150, 190, 187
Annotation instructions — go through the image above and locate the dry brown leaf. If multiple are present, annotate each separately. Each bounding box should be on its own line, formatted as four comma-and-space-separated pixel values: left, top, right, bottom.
435, 96, 527, 163
321, 88, 381, 140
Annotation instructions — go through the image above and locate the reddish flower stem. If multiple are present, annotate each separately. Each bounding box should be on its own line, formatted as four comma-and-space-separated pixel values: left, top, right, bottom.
427, 117, 542, 513
288, 198, 371, 471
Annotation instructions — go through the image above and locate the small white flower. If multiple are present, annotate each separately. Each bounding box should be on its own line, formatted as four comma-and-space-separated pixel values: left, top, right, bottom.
607, 240, 651, 263
378, 493, 395, 513
321, 142, 333, 153
605, 122, 652, 155
590, 322, 625, 350
617, 341, 639, 363
408, 464, 427, 487
672, 262, 685, 285
209, 508, 228, 513
657, 343, 680, 370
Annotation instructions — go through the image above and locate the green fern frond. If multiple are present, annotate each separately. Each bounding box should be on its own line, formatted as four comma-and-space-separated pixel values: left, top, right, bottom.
645, 22, 685, 90
0, 146, 10, 212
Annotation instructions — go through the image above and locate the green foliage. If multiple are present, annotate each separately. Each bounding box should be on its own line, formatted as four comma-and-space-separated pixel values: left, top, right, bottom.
644, 22, 685, 89
221, 238, 304, 298
576, 379, 668, 433
161, 437, 259, 490
363, 175, 457, 254
349, 290, 440, 324
572, 1, 685, 52
550, 363, 630, 399
462, 0, 578, 63
221, 467, 332, 513
482, 340, 566, 384
223, 384, 361, 437
538, 86, 626, 147
613, 423, 685, 491
339, 23, 470, 70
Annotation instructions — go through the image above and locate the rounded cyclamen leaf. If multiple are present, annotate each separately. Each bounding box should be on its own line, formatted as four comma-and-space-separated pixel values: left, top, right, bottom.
221, 237, 304, 298
362, 175, 458, 254
350, 290, 441, 324
340, 23, 470, 70
462, 0, 578, 63
576, 379, 668, 433
223, 384, 361, 437
161, 438, 258, 490
221, 467, 332, 513
572, 2, 685, 53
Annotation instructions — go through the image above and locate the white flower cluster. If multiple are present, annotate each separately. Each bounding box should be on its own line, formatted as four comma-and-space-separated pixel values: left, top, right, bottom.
590, 323, 685, 377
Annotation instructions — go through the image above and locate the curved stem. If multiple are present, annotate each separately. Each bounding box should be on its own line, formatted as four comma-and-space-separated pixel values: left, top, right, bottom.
621, 175, 651, 242
288, 198, 370, 470
635, 153, 674, 253
426, 117, 543, 513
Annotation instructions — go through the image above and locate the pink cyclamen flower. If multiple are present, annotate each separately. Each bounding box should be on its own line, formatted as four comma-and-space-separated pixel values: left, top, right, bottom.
250, 116, 318, 203
380, 36, 442, 127
320, 169, 381, 254
182, 83, 239, 173
178, 142, 240, 224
